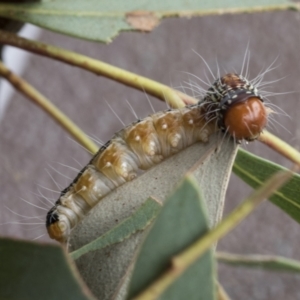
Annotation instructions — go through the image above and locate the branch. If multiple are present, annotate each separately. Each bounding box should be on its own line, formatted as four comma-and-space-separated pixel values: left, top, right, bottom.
0, 61, 98, 154
0, 29, 197, 108
1, 30, 300, 166
217, 252, 300, 273
258, 131, 300, 166
217, 282, 231, 300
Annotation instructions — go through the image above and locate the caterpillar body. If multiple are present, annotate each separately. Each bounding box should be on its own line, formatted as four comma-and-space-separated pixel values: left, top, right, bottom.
46, 73, 268, 243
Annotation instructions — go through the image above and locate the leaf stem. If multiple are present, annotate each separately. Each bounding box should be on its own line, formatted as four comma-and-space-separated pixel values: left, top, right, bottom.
133, 169, 293, 299
0, 29, 197, 108
0, 61, 98, 154
217, 252, 300, 273
217, 282, 231, 300
258, 131, 300, 166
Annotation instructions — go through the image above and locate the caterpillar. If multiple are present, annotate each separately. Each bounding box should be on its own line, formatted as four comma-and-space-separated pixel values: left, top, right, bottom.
46, 72, 268, 243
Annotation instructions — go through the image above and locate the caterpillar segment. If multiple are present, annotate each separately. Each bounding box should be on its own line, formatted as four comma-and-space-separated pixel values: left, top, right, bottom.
46, 73, 268, 242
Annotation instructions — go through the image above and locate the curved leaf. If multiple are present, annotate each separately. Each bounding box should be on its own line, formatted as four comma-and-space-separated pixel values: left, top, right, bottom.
127, 175, 215, 300
233, 148, 300, 223
0, 0, 294, 43
69, 134, 238, 300
131, 167, 291, 299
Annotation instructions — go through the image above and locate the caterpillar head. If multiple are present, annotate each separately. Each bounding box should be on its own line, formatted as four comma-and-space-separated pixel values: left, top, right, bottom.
204, 73, 268, 141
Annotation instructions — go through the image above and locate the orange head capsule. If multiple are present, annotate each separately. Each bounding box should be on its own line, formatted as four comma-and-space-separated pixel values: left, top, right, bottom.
224, 96, 267, 141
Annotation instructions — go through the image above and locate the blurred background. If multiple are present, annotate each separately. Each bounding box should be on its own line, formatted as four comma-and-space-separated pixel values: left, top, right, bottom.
0, 10, 300, 299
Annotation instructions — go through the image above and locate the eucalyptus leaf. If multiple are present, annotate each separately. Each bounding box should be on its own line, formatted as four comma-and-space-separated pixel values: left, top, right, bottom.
0, 0, 294, 43
0, 238, 95, 300
234, 148, 300, 223
127, 175, 215, 300
69, 134, 238, 300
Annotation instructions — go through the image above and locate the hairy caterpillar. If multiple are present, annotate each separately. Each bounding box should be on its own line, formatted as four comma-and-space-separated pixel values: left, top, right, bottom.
46, 72, 268, 243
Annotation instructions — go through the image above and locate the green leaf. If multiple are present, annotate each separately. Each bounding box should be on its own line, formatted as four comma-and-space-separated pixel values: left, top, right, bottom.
70, 198, 162, 260
233, 148, 300, 223
0, 0, 295, 43
0, 238, 95, 300
127, 175, 215, 300
217, 252, 300, 273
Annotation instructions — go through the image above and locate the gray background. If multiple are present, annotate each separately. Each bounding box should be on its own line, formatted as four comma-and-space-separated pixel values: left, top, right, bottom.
1, 10, 300, 300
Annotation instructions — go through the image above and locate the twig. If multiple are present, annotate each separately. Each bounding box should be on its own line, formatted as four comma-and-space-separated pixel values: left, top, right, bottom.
217, 282, 231, 300
0, 29, 197, 108
258, 131, 300, 166
0, 61, 98, 154
1, 30, 300, 166
217, 252, 300, 273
